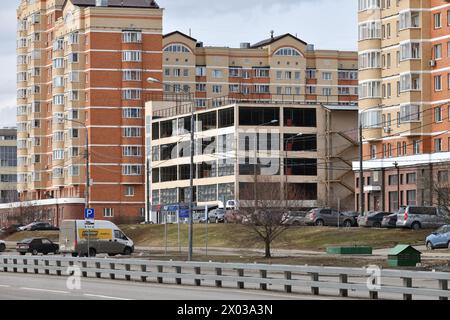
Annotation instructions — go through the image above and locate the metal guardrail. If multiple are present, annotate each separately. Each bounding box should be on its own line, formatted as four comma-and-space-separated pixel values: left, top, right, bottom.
0, 255, 449, 300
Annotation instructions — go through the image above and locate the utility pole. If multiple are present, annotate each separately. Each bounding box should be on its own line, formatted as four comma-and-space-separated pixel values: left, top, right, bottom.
188, 102, 195, 261
359, 123, 365, 216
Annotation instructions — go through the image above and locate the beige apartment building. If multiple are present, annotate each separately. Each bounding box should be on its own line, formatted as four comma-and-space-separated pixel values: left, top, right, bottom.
161, 31, 359, 107
355, 0, 450, 213
5, 0, 163, 225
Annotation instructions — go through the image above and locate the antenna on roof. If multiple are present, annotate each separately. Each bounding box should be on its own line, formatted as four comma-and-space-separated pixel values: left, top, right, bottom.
189, 28, 191, 37
270, 30, 274, 39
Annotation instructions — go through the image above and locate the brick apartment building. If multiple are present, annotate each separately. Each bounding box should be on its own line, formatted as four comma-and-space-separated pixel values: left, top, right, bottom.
355, 0, 450, 213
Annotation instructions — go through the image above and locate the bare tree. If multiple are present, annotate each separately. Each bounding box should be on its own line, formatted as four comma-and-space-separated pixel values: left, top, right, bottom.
237, 176, 307, 258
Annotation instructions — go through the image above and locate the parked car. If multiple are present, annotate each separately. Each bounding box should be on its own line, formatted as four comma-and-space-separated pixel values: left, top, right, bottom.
224, 210, 245, 224
426, 225, 450, 250
358, 212, 392, 228
396, 206, 450, 230
0, 224, 23, 236
209, 208, 226, 223
21, 222, 59, 231
305, 208, 358, 227
381, 213, 398, 228
16, 238, 59, 256
0, 240, 5, 252
283, 211, 307, 226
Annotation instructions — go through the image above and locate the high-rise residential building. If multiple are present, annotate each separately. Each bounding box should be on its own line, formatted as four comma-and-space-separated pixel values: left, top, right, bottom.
144, 33, 359, 223
13, 0, 163, 224
0, 128, 18, 204
355, 0, 450, 213
161, 31, 359, 106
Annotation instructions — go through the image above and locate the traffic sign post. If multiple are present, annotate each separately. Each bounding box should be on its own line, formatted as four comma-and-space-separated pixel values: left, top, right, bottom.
84, 208, 95, 257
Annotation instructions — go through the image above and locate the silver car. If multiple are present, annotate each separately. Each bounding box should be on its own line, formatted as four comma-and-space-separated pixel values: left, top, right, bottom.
396, 206, 450, 230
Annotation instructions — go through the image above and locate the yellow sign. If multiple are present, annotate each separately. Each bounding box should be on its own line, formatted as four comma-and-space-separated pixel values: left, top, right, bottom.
78, 228, 112, 240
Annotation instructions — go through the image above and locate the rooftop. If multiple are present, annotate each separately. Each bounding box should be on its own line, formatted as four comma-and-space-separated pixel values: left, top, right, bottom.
67, 0, 159, 9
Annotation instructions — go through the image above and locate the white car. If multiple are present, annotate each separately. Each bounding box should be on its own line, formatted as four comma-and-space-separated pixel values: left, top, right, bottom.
0, 240, 6, 252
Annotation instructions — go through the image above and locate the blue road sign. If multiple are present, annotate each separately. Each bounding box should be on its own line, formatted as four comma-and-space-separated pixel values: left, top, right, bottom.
84, 208, 95, 220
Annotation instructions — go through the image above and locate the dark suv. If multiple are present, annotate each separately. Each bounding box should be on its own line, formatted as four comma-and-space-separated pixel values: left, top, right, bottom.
305, 208, 358, 227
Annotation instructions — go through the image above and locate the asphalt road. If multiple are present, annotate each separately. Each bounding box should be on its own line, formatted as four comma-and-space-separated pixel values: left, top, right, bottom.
0, 272, 334, 300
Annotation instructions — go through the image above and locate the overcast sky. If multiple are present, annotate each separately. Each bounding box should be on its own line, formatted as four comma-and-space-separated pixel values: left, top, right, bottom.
0, 0, 357, 127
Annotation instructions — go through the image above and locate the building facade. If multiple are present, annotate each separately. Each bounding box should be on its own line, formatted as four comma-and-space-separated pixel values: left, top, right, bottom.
0, 128, 18, 204
9, 0, 163, 224
355, 0, 450, 213
146, 99, 358, 223
162, 31, 358, 107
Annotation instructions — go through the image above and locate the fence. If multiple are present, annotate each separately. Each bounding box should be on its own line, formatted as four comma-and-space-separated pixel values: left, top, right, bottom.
0, 255, 449, 300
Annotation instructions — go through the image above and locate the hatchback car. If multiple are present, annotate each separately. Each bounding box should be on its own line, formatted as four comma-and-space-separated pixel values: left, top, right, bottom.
358, 212, 391, 228
426, 225, 450, 250
16, 238, 59, 255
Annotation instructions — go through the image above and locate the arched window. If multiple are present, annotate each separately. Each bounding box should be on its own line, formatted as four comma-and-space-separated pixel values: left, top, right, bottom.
163, 44, 191, 53
274, 47, 302, 57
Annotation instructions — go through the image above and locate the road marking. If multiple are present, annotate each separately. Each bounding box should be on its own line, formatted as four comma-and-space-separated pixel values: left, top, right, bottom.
20, 287, 69, 295
83, 293, 131, 300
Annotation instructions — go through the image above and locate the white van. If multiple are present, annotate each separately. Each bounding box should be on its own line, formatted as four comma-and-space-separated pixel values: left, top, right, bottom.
59, 220, 134, 257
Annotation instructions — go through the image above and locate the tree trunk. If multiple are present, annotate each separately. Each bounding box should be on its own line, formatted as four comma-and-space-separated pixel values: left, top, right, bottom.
264, 239, 271, 258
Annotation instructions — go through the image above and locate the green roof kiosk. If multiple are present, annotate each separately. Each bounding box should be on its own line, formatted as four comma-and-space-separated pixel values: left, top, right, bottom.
388, 245, 422, 267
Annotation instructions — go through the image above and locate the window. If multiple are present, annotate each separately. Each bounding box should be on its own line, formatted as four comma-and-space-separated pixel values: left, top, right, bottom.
163, 44, 190, 53
274, 47, 301, 56
53, 149, 64, 160
359, 21, 381, 40
239, 107, 280, 126
53, 95, 64, 105
123, 89, 141, 100
359, 81, 381, 98
68, 53, 79, 63
434, 13, 442, 29
212, 70, 223, 78
435, 138, 443, 152
124, 186, 135, 197
122, 51, 141, 62
407, 190, 417, 206
123, 70, 142, 81
370, 145, 377, 159
212, 85, 222, 93
322, 72, 332, 80
68, 31, 79, 45
400, 42, 421, 60
361, 110, 382, 128
122, 165, 143, 176
103, 208, 114, 217
400, 73, 421, 91
434, 44, 442, 60
400, 105, 420, 123
123, 31, 142, 43
123, 108, 141, 118
53, 58, 64, 68
406, 173, 417, 184
196, 66, 206, 76
435, 106, 443, 122
434, 75, 442, 91
123, 146, 142, 157
123, 127, 141, 137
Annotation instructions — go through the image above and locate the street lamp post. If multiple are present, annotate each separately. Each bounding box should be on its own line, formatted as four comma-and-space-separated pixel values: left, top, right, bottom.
146, 77, 194, 260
